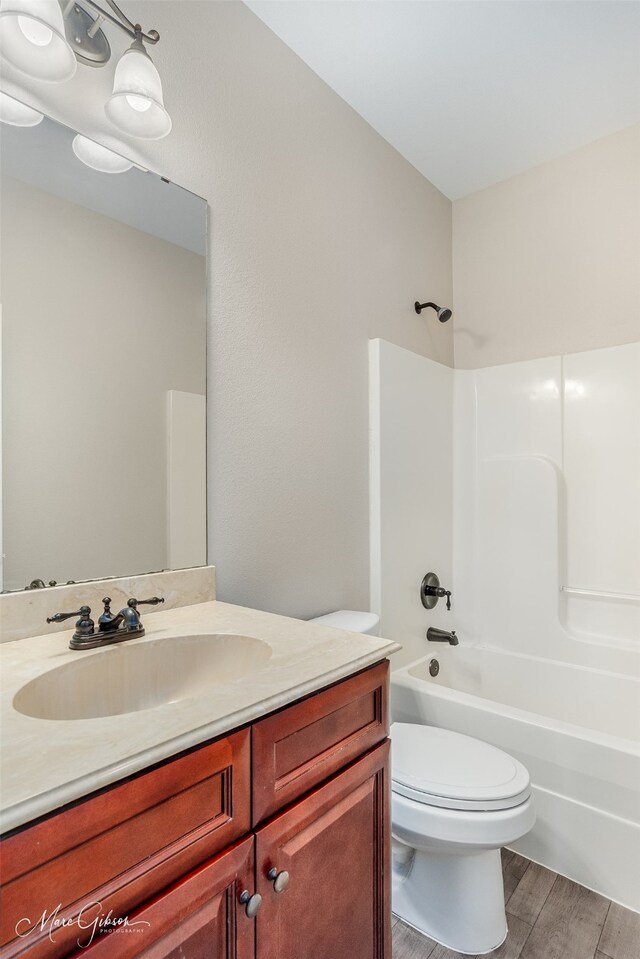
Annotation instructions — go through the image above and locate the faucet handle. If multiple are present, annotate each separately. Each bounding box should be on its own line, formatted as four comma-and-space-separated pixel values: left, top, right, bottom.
47, 605, 90, 624
127, 596, 165, 609
46, 606, 94, 636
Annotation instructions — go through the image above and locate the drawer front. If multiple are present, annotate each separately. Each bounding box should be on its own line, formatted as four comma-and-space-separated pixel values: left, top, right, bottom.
1, 729, 250, 959
252, 661, 389, 825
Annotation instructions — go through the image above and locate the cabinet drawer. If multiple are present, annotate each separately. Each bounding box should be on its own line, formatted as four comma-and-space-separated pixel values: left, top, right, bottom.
1, 729, 250, 959
252, 661, 388, 824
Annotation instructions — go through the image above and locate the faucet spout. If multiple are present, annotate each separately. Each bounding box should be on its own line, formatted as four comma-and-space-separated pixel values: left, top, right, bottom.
426, 627, 459, 646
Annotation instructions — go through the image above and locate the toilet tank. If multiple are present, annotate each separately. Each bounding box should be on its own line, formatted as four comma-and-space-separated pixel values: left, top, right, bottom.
308, 609, 380, 636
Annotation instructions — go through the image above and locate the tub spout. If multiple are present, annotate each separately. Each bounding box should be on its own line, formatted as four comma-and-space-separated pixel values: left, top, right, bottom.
426, 627, 458, 646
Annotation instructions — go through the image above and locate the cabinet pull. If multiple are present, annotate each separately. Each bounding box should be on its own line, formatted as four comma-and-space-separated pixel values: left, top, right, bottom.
267, 867, 290, 893
239, 890, 262, 918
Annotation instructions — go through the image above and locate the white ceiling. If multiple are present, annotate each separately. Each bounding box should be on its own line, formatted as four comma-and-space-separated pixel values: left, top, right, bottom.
245, 1, 640, 199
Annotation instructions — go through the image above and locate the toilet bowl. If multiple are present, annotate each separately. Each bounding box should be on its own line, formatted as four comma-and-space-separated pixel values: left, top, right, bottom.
391, 722, 535, 955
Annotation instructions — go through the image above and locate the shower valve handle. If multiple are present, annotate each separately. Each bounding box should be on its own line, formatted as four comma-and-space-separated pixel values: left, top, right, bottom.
420, 573, 452, 611
433, 588, 451, 610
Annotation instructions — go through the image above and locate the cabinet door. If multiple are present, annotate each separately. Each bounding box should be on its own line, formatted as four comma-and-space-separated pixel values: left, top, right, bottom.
67, 837, 256, 959
2, 730, 251, 959
255, 741, 390, 959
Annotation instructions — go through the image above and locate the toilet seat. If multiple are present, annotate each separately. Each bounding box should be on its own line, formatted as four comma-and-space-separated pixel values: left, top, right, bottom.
391, 723, 531, 811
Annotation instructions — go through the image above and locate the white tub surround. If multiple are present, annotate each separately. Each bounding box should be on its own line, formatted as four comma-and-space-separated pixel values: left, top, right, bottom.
369, 340, 454, 669
370, 340, 640, 661
455, 343, 640, 660
391, 650, 640, 912
0, 600, 400, 834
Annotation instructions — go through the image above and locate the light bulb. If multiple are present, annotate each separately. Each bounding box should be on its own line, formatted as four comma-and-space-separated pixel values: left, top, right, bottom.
18, 14, 52, 46
125, 94, 152, 113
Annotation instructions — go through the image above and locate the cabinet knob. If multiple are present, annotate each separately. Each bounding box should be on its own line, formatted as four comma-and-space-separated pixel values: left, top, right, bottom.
239, 890, 262, 919
267, 867, 290, 893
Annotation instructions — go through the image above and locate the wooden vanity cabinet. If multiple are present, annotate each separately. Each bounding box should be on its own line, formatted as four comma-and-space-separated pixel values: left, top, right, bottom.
1, 661, 390, 959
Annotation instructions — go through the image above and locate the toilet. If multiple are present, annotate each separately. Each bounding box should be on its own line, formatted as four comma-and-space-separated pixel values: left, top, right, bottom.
391, 722, 535, 955
308, 611, 535, 955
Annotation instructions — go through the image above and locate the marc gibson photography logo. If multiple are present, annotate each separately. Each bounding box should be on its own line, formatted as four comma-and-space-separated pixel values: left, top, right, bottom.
15, 901, 151, 948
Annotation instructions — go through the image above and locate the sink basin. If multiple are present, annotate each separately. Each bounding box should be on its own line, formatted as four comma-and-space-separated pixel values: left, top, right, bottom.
13, 633, 273, 721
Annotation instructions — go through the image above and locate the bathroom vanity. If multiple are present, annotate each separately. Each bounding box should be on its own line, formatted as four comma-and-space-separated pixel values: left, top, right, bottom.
0, 599, 398, 959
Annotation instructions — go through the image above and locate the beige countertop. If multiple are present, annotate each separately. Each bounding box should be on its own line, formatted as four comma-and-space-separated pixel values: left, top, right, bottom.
0, 600, 400, 834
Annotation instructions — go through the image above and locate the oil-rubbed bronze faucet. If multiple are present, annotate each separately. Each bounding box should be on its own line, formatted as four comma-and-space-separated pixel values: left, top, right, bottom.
47, 597, 164, 650
426, 627, 459, 646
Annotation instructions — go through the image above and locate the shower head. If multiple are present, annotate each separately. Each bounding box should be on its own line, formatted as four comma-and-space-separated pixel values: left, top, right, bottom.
414, 301, 452, 323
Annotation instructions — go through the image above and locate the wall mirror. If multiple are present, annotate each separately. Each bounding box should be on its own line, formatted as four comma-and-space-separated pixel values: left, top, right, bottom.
0, 105, 207, 592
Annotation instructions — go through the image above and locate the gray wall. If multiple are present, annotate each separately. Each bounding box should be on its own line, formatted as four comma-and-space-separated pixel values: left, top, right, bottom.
2, 1, 453, 616
162, 2, 453, 618
453, 123, 640, 369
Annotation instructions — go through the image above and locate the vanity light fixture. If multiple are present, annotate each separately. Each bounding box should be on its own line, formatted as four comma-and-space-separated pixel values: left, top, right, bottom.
0, 0, 77, 82
0, 89, 43, 125
105, 34, 170, 139
0, 0, 171, 139
72, 132, 132, 173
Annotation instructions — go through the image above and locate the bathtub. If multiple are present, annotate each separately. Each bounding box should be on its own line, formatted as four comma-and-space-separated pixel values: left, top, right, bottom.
390, 645, 640, 912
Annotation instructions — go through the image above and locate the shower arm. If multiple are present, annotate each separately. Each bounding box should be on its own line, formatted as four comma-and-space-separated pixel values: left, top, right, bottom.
414, 301, 439, 315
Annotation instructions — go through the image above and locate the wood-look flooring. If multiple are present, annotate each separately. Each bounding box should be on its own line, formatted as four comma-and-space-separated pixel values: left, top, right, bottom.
392, 850, 640, 959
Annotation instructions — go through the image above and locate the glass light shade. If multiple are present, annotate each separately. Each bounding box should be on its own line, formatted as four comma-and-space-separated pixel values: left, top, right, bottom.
72, 134, 134, 174
105, 41, 171, 140
0, 0, 76, 82
0, 90, 43, 126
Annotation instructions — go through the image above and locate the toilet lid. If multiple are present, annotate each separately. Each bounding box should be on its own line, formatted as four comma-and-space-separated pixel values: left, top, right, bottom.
391, 723, 531, 811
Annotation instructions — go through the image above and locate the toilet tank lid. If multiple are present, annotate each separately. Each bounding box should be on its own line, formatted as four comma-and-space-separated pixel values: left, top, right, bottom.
308, 610, 380, 635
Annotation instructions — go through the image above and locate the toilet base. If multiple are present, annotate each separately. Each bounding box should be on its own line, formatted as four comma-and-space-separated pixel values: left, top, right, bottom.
392, 845, 508, 955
